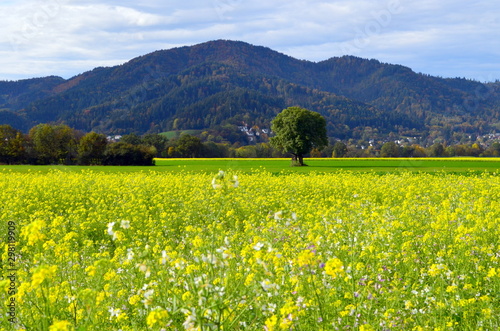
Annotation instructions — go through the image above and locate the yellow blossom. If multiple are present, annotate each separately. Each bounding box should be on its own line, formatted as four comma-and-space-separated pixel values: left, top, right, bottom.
128, 295, 141, 305
360, 324, 375, 331
21, 219, 47, 245
325, 258, 344, 279
146, 309, 169, 328
296, 249, 316, 267
31, 265, 57, 287
265, 315, 278, 331
49, 320, 73, 331
446, 285, 458, 293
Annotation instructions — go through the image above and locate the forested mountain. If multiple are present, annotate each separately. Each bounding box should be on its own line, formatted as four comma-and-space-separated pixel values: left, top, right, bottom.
1, 40, 499, 143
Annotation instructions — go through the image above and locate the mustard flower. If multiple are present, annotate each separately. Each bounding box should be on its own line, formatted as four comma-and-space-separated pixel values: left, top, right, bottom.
324, 258, 344, 279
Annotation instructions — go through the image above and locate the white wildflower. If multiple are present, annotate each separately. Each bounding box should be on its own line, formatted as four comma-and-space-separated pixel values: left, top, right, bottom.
211, 177, 221, 189
260, 279, 274, 291
181, 308, 197, 330
142, 288, 154, 308
107, 222, 115, 236
232, 175, 239, 188
137, 263, 151, 278
253, 242, 264, 251
144, 289, 154, 300
160, 250, 168, 265
108, 307, 121, 319
126, 248, 134, 261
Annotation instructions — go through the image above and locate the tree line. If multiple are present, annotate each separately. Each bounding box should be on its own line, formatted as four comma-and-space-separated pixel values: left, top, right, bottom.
0, 123, 285, 165
330, 140, 500, 158
1, 123, 499, 166
0, 124, 156, 165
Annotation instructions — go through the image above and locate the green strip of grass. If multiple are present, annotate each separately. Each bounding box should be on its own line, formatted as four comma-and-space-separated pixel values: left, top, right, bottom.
155, 158, 500, 174
159, 130, 202, 139
2, 158, 499, 174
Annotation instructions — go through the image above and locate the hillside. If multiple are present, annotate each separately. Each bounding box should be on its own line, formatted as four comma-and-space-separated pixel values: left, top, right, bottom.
1, 40, 499, 142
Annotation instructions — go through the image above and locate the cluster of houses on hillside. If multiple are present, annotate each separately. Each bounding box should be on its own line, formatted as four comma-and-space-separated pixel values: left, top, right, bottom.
482, 133, 500, 141
107, 126, 500, 149
107, 135, 123, 142
237, 124, 271, 142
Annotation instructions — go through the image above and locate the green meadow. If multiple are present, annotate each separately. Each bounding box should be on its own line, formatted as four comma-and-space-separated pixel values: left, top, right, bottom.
1, 158, 499, 174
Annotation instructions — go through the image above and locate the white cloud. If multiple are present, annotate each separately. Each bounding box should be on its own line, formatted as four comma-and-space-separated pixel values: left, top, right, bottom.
0, 0, 499, 81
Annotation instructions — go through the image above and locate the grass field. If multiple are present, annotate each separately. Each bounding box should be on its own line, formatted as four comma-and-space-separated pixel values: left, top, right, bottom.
159, 130, 202, 140
1, 157, 500, 174
154, 158, 500, 174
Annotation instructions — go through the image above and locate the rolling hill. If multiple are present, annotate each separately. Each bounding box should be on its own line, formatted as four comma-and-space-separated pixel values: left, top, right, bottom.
1, 40, 499, 143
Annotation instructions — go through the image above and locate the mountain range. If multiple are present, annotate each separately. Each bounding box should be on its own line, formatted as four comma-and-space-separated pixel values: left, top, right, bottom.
1, 40, 499, 143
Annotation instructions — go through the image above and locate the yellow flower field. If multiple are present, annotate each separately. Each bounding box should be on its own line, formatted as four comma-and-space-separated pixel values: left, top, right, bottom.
1, 169, 499, 330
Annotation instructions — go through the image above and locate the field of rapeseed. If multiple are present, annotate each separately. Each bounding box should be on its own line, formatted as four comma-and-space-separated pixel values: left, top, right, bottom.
1, 169, 499, 330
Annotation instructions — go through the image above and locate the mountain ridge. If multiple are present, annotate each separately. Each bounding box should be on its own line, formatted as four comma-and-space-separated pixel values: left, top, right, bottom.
1, 40, 499, 144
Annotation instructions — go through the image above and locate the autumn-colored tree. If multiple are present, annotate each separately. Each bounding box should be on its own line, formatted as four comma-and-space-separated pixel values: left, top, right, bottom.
142, 134, 169, 157
0, 125, 26, 164
332, 142, 347, 158
380, 141, 400, 157
29, 124, 78, 164
176, 134, 203, 158
78, 132, 108, 165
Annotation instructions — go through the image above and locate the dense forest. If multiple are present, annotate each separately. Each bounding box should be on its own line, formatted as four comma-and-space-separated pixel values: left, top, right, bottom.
1, 40, 500, 147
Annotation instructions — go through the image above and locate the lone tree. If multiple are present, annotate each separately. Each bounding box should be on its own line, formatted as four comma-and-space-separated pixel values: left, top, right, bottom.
270, 106, 328, 166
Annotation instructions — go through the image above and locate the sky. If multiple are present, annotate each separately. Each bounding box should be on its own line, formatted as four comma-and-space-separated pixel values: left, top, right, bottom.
1, 0, 499, 82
